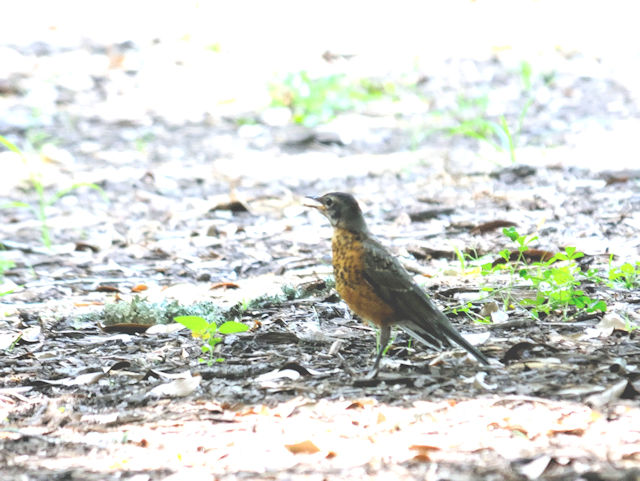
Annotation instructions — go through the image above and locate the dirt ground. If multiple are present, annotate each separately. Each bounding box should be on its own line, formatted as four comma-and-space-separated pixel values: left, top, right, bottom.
2, 4, 640, 480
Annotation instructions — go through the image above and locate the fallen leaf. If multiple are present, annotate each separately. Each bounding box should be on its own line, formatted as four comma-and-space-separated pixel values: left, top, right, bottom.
210, 200, 250, 213
101, 323, 151, 334
586, 379, 629, 407
479, 301, 499, 317
96, 285, 121, 293
471, 220, 518, 234
491, 309, 509, 324
408, 207, 455, 222
146, 374, 201, 398
36, 371, 105, 386
285, 440, 320, 454
20, 326, 41, 343
346, 399, 376, 410
492, 249, 556, 266
473, 371, 498, 390
502, 342, 546, 362
517, 455, 551, 479
65, 372, 105, 386
210, 281, 240, 290
74, 241, 99, 252
410, 444, 440, 462
146, 323, 185, 335
256, 368, 301, 388
598, 312, 629, 332
328, 339, 345, 356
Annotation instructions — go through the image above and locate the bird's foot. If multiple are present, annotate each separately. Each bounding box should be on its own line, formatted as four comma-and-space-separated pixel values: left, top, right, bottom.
365, 367, 380, 380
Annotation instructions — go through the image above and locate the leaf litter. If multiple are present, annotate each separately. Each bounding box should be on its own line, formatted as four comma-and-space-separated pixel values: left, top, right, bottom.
2, 20, 640, 481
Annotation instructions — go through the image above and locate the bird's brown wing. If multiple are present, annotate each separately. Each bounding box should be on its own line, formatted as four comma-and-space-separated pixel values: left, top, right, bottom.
362, 237, 489, 364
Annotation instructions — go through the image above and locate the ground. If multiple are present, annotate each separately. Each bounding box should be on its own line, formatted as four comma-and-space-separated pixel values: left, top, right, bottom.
1, 3, 640, 480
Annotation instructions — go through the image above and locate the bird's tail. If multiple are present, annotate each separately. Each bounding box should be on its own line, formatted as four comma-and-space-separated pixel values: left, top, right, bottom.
400, 314, 490, 365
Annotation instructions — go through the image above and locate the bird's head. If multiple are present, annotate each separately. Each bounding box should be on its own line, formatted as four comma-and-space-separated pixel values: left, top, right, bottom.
305, 192, 368, 232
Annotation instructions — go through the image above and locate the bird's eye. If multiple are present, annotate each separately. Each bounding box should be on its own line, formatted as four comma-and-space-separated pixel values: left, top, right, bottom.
324, 197, 333, 207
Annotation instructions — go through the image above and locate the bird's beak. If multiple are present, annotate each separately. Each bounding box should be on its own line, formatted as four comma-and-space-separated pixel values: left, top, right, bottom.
304, 196, 325, 211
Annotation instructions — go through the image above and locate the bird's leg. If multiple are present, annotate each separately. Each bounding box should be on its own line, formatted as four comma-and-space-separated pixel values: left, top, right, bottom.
366, 324, 391, 379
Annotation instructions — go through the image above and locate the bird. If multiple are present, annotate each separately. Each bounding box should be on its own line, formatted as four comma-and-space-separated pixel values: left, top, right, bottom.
306, 192, 490, 378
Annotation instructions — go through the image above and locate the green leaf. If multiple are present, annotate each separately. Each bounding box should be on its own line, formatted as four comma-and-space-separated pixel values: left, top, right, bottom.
620, 263, 635, 275
520, 298, 540, 306
0, 135, 24, 156
549, 268, 573, 285
0, 201, 31, 210
563, 247, 583, 260
218, 320, 249, 335
520, 61, 533, 91
544, 253, 562, 265
503, 227, 519, 242
481, 263, 495, 275
589, 300, 607, 312
49, 182, 108, 205
175, 315, 211, 332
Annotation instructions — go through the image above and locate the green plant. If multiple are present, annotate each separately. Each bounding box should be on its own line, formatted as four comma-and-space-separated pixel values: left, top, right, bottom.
519, 247, 606, 319
235, 117, 258, 126
5, 332, 22, 351
622, 313, 639, 332
175, 316, 248, 365
479, 227, 538, 310
449, 301, 491, 324
608, 259, 640, 289
483, 228, 607, 320
0, 135, 107, 248
453, 246, 468, 274
0, 254, 16, 297
443, 61, 535, 164
75, 298, 222, 328
583, 266, 606, 284
502, 226, 538, 264
229, 283, 325, 318
0, 256, 14, 278
269, 71, 394, 127
26, 129, 54, 150
134, 132, 155, 153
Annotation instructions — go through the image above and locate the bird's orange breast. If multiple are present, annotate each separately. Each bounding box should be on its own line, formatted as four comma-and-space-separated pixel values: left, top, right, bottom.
332, 228, 395, 326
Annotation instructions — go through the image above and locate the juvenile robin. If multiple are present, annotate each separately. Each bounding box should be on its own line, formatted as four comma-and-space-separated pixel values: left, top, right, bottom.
307, 192, 490, 377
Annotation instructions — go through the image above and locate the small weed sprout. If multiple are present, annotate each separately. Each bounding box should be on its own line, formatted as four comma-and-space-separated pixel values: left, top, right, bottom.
175, 316, 248, 365
0, 252, 15, 295
449, 301, 492, 324
608, 258, 640, 289
484, 227, 607, 320
269, 71, 395, 127
443, 61, 536, 164
0, 135, 107, 247
479, 226, 538, 311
